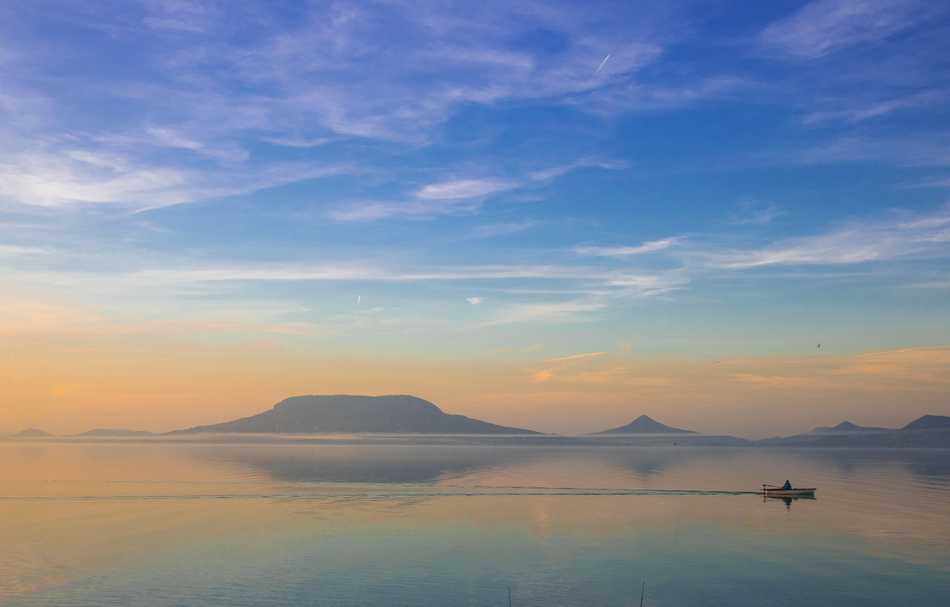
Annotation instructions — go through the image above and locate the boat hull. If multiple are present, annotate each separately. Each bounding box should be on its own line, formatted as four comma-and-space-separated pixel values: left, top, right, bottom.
761, 488, 816, 497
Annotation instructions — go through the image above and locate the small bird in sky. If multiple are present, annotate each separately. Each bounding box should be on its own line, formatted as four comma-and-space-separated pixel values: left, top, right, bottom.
595, 53, 611, 73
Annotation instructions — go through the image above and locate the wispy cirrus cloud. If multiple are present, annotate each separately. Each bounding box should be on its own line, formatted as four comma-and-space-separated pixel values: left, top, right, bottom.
0, 134, 354, 209
329, 178, 515, 222
415, 178, 517, 200
331, 162, 622, 222
760, 0, 929, 60
0, 150, 189, 208
546, 351, 607, 363
0, 244, 51, 257
530, 351, 608, 383
143, 127, 249, 163
328, 198, 480, 222
113, 265, 685, 298
144, 2, 678, 144
574, 237, 682, 257
830, 347, 950, 386
457, 269, 683, 328
483, 299, 609, 326
706, 204, 950, 269
8, 250, 687, 320
604, 272, 688, 297
574, 75, 752, 115
786, 134, 950, 167
0, 1, 694, 214
527, 159, 626, 182
118, 264, 601, 286
801, 91, 946, 126
260, 136, 333, 149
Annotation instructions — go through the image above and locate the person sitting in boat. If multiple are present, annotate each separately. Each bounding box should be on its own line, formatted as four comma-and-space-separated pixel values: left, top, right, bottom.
782, 480, 792, 490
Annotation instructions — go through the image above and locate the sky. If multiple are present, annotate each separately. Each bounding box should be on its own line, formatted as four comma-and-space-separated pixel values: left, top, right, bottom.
2, 0, 950, 437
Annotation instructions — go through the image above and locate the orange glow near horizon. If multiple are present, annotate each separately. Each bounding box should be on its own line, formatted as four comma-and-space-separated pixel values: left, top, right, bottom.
5, 314, 949, 437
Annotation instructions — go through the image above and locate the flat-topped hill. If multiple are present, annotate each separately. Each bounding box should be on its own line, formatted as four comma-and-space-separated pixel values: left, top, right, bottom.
172, 394, 538, 435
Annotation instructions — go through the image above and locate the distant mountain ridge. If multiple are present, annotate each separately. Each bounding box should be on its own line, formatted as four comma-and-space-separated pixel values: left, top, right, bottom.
902, 415, 950, 431
8, 407, 949, 447
761, 415, 950, 448
172, 394, 538, 435
590, 414, 950, 448
595, 415, 696, 435
812, 421, 890, 433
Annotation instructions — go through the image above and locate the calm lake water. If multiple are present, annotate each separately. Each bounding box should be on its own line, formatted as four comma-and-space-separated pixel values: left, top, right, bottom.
1, 438, 949, 606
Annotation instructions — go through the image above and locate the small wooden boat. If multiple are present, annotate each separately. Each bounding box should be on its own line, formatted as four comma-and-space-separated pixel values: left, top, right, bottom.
761, 484, 816, 497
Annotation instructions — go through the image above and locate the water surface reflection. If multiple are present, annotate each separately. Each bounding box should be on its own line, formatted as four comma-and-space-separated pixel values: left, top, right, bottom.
1, 440, 948, 606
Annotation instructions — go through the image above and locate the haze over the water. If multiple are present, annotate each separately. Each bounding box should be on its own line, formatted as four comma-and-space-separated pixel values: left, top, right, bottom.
3, 1, 950, 437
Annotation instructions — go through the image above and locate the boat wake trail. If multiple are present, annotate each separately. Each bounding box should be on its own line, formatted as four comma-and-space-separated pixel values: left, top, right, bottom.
0, 485, 762, 501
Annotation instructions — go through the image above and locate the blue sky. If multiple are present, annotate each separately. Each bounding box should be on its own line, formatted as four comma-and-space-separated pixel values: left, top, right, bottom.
2, 1, 950, 434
